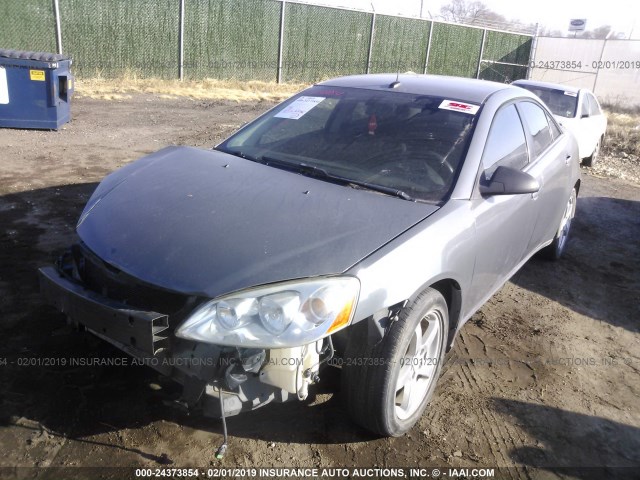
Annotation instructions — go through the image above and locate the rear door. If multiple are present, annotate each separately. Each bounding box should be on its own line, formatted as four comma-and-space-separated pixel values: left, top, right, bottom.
575, 91, 602, 158
587, 92, 607, 143
516, 100, 573, 251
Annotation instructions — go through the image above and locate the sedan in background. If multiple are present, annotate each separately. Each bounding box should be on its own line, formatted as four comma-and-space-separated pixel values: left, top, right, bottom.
39, 74, 580, 441
513, 79, 607, 166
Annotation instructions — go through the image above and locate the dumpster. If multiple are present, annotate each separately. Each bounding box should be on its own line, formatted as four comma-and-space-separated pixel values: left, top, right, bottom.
0, 49, 74, 130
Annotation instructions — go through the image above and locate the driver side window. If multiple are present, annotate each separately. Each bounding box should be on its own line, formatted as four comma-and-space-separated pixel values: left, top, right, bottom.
482, 104, 528, 178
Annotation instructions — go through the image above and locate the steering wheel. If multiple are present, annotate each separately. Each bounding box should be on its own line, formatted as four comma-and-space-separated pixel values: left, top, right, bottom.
366, 150, 455, 187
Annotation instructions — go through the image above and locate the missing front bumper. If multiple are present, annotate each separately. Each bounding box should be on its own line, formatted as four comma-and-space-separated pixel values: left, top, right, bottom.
39, 265, 170, 355
38, 264, 310, 418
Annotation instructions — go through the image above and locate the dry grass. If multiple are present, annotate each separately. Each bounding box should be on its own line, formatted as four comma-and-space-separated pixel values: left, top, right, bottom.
601, 109, 640, 159
593, 104, 640, 185
75, 76, 308, 102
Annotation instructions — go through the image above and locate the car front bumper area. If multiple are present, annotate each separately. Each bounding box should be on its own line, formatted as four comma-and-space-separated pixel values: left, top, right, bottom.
39, 265, 171, 356
37, 264, 292, 418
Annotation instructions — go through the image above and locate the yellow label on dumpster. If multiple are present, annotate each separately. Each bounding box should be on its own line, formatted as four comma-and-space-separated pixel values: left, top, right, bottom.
30, 70, 45, 81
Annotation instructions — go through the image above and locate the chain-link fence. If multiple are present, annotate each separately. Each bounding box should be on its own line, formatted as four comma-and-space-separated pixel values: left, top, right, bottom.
185, 0, 281, 81
530, 37, 640, 105
0, 0, 57, 53
60, 0, 180, 78
0, 0, 533, 83
369, 16, 430, 74
479, 31, 532, 82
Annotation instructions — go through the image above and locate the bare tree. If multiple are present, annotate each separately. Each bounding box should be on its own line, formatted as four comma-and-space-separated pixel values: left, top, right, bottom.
591, 25, 612, 39
576, 25, 614, 39
438, 0, 534, 33
539, 27, 564, 37
439, 0, 508, 24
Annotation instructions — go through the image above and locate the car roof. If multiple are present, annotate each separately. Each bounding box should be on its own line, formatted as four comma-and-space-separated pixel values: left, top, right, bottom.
317, 73, 517, 105
512, 79, 583, 94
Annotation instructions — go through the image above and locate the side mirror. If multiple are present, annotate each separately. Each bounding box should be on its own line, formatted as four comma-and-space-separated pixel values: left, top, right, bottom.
480, 166, 540, 196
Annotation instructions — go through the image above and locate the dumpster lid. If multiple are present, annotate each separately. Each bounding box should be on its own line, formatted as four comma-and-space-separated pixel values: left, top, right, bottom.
0, 49, 70, 62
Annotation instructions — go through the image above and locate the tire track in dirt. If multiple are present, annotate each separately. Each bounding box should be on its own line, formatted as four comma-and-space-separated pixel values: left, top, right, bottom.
456, 330, 523, 474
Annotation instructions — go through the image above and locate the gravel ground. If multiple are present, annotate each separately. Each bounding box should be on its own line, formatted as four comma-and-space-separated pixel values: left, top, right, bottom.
590, 153, 640, 186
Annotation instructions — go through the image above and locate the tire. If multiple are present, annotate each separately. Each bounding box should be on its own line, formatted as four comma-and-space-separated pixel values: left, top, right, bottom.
541, 187, 577, 260
582, 138, 600, 167
341, 288, 449, 436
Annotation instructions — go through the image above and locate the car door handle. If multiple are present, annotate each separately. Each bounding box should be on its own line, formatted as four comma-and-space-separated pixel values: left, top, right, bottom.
565, 154, 572, 165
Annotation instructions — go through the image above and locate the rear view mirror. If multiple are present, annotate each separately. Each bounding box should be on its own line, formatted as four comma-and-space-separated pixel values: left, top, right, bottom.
480, 166, 540, 196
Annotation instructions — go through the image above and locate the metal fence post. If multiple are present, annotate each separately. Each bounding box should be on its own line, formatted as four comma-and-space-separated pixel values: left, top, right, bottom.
593, 35, 609, 94
366, 13, 376, 74
526, 23, 539, 79
277, 1, 286, 83
52, 0, 63, 54
178, 0, 185, 80
423, 21, 433, 74
476, 29, 487, 79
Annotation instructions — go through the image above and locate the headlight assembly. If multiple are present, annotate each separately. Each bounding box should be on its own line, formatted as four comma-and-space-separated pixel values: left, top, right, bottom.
175, 277, 360, 348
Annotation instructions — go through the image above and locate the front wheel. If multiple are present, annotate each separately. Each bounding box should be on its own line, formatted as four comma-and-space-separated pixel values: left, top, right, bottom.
541, 187, 577, 260
341, 288, 449, 436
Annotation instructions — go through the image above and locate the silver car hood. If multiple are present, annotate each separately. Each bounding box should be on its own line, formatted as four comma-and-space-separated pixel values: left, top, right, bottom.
77, 146, 439, 298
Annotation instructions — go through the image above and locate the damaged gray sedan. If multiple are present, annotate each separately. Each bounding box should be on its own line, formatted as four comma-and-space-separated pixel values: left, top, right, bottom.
39, 74, 580, 441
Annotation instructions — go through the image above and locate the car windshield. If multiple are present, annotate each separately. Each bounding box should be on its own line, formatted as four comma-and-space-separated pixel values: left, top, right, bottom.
216, 86, 478, 203
515, 84, 578, 118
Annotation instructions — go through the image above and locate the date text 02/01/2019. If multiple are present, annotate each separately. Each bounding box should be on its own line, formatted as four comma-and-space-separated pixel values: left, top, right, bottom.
530, 60, 640, 70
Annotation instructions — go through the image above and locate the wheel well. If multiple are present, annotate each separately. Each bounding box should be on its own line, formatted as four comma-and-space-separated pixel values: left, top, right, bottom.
430, 279, 462, 350
340, 279, 463, 352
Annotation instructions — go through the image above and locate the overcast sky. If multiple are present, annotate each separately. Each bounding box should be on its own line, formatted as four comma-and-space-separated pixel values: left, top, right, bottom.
297, 0, 640, 38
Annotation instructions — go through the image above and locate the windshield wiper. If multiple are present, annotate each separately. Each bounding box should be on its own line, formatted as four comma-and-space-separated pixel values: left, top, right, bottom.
262, 156, 331, 178
262, 156, 414, 201
344, 179, 414, 201
214, 147, 263, 163
219, 151, 414, 202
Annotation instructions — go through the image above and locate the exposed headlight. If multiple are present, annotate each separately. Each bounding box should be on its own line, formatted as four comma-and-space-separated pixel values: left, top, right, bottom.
175, 277, 360, 348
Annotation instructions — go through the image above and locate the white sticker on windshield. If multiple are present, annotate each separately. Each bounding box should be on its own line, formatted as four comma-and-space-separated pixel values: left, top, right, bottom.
439, 100, 479, 115
274, 96, 325, 119
0, 67, 9, 105
564, 91, 578, 97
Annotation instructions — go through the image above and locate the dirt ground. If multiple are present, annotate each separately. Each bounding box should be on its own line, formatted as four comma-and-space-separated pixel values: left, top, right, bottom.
0, 95, 638, 479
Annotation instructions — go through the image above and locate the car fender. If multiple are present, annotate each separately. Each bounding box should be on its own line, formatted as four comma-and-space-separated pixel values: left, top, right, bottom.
347, 199, 476, 332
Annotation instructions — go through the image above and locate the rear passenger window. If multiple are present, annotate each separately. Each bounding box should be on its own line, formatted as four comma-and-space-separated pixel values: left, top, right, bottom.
518, 101, 554, 159
547, 113, 562, 140
588, 94, 601, 115
580, 94, 590, 117
482, 104, 528, 177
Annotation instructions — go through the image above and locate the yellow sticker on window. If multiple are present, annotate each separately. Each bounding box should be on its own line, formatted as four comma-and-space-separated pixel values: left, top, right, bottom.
30, 70, 45, 81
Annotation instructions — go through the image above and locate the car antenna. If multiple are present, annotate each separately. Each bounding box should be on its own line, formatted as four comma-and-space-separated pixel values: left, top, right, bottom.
389, 71, 401, 89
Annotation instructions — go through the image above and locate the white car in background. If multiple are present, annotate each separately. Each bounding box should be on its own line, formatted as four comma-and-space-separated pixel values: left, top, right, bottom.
513, 80, 607, 166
